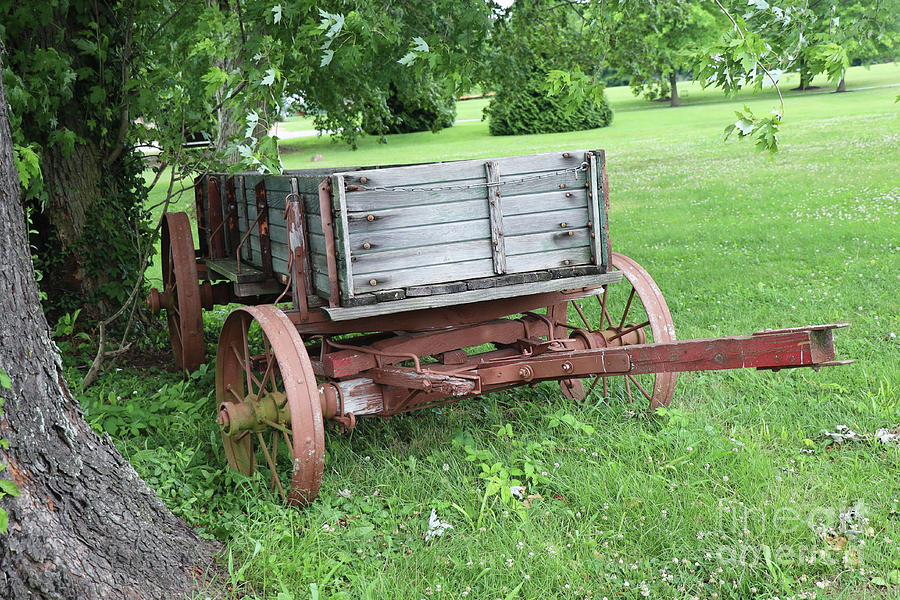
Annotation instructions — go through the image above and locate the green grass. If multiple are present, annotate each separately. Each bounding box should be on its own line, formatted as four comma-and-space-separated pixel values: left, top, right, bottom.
106, 62, 900, 599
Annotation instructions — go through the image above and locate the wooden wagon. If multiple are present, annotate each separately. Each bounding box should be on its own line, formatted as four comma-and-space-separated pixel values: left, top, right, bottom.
147, 149, 848, 505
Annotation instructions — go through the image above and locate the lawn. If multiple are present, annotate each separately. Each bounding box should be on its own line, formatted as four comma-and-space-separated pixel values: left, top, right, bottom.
97, 62, 899, 599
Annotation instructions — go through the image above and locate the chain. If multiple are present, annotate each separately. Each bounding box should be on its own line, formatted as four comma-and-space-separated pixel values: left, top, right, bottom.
351, 162, 588, 193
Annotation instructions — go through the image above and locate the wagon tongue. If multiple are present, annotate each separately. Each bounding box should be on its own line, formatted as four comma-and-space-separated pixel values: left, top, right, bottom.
476, 323, 851, 387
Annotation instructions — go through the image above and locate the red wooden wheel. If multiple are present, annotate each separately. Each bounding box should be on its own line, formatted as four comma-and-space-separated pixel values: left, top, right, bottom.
215, 305, 325, 506
161, 212, 205, 373
551, 252, 677, 411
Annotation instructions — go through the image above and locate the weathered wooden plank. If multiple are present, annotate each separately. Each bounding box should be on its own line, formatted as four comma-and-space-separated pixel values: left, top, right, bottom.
322, 272, 623, 321
350, 239, 490, 275
485, 160, 506, 274
345, 205, 588, 255
353, 258, 495, 293
506, 246, 592, 273
205, 258, 269, 283
317, 179, 341, 306
598, 149, 611, 269
334, 174, 355, 300
586, 152, 603, 266
505, 207, 589, 237
339, 150, 586, 189
341, 293, 377, 307
342, 170, 587, 212
505, 228, 591, 255
345, 188, 586, 235
375, 289, 406, 302
406, 282, 467, 297
349, 219, 490, 253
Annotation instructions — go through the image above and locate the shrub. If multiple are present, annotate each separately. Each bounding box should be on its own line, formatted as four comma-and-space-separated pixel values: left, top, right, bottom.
484, 74, 613, 136
362, 82, 456, 135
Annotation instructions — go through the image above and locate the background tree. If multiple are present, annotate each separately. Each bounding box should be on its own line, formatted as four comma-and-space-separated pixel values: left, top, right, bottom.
0, 46, 217, 600
606, 2, 721, 107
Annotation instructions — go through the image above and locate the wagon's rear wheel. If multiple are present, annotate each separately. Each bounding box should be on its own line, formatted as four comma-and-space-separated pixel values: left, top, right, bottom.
160, 212, 205, 373
551, 252, 677, 411
215, 305, 325, 506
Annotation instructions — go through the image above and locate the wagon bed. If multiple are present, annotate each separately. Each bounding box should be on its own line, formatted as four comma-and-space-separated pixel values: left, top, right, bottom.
194, 149, 617, 320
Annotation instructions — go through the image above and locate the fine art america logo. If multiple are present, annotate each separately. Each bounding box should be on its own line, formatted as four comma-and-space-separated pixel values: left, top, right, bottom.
709, 500, 871, 568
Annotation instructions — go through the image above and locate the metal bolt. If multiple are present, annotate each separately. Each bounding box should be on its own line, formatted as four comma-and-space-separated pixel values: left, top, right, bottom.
363, 242, 371, 250
563, 152, 570, 158
568, 231, 574, 236
591, 233, 595, 239
588, 221, 593, 227
590, 256, 595, 262
518, 366, 533, 380
496, 190, 501, 197
560, 222, 567, 228
558, 184, 566, 189
561, 361, 573, 373
360, 176, 368, 184
369, 279, 377, 286
565, 192, 572, 198
585, 183, 590, 188
564, 260, 571, 265
366, 214, 375, 221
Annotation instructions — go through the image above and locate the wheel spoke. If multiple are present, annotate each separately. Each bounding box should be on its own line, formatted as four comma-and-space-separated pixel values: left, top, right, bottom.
572, 300, 591, 330
597, 292, 614, 331
256, 431, 287, 503
599, 287, 608, 329
256, 351, 277, 402
618, 287, 636, 329
226, 385, 243, 402
608, 320, 651, 343
281, 429, 293, 457
624, 376, 633, 404
627, 375, 653, 403
586, 375, 602, 397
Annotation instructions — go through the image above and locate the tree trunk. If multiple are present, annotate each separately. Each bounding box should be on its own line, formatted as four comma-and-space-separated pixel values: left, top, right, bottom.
0, 51, 218, 600
796, 57, 812, 90
835, 74, 847, 93
669, 72, 680, 107
8, 5, 149, 319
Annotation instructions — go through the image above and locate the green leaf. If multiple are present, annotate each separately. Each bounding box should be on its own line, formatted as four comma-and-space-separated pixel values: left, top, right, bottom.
0, 508, 7, 534
0, 369, 10, 389
260, 69, 277, 86
0, 480, 19, 496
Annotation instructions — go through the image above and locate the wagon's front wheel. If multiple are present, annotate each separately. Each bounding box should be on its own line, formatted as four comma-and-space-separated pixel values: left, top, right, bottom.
215, 305, 325, 505
159, 212, 205, 373
550, 252, 677, 411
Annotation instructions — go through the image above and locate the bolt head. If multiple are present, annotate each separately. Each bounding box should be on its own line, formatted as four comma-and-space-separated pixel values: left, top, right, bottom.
369, 279, 378, 286
367, 214, 375, 221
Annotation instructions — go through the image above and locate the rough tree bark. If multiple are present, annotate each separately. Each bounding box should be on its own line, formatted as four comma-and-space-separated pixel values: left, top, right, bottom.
0, 50, 218, 600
